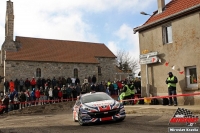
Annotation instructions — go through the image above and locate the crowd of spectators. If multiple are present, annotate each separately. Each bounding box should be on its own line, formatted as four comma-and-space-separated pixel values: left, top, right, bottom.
0, 75, 141, 115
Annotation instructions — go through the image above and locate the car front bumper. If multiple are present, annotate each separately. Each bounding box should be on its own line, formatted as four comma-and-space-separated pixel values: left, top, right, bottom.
79, 106, 126, 124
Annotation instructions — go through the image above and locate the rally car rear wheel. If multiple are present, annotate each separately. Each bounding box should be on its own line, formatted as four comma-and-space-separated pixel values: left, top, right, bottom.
78, 112, 86, 126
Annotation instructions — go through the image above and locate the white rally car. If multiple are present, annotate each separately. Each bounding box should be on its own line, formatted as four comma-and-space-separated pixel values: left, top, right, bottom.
72, 92, 126, 126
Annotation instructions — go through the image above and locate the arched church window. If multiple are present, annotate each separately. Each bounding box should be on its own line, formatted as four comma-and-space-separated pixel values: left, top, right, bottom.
74, 68, 78, 78
36, 68, 41, 77
98, 66, 102, 75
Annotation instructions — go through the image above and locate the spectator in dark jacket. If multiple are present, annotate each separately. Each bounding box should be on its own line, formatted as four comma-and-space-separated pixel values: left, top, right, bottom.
19, 78, 24, 92
4, 80, 9, 93
46, 77, 51, 88
9, 91, 15, 111
88, 76, 92, 84
14, 79, 19, 92
57, 77, 63, 88
72, 86, 77, 100
91, 84, 98, 92
62, 77, 67, 86
134, 78, 141, 95
37, 78, 42, 89
66, 77, 72, 86
75, 84, 81, 96
52, 77, 57, 89
53, 87, 59, 103
92, 75, 96, 84
109, 82, 114, 95
42, 78, 46, 90
98, 82, 105, 92
25, 78, 30, 90
20, 91, 26, 109
75, 78, 80, 85
66, 85, 72, 101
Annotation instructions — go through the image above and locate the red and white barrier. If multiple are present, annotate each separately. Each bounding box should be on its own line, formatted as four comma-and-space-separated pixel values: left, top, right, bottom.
119, 92, 200, 102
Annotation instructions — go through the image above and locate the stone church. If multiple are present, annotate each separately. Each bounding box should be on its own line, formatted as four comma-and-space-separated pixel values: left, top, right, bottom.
0, 0, 117, 92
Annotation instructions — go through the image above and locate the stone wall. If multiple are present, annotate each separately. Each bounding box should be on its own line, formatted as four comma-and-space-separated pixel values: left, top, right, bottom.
3, 57, 115, 87
96, 57, 116, 82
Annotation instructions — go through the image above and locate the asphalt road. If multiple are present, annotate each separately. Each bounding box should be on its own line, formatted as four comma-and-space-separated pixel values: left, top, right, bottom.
0, 103, 199, 133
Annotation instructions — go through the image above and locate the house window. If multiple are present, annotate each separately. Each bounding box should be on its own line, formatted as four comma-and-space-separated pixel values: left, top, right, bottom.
98, 66, 102, 75
163, 24, 172, 44
186, 66, 198, 88
74, 68, 78, 78
36, 68, 41, 77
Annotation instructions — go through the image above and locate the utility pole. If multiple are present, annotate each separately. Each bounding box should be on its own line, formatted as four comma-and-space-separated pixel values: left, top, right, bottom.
146, 64, 150, 97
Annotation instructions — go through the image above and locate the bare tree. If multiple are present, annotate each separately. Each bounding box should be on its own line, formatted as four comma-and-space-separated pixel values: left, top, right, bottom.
116, 50, 140, 73
116, 50, 131, 71
129, 58, 140, 74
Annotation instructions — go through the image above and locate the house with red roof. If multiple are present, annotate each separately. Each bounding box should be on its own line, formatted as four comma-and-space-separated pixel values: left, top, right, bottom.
0, 0, 117, 92
134, 0, 200, 105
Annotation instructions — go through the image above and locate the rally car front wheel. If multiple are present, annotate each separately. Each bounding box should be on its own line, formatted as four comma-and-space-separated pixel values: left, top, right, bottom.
78, 111, 86, 126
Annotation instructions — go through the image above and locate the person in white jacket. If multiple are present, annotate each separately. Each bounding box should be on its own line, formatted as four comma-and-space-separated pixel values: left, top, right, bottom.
48, 88, 53, 104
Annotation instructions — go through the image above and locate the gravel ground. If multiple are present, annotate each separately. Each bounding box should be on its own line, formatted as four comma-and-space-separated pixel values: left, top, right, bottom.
0, 102, 199, 133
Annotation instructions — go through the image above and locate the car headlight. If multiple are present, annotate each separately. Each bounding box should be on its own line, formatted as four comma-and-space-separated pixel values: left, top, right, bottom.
115, 103, 120, 107
113, 102, 120, 108
82, 106, 93, 111
83, 107, 90, 111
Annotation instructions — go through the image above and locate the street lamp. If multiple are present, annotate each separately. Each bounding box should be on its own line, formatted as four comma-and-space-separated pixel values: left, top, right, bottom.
140, 11, 152, 16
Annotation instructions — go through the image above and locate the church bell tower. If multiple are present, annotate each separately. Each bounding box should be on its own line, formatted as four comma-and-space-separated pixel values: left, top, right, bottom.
2, 0, 17, 51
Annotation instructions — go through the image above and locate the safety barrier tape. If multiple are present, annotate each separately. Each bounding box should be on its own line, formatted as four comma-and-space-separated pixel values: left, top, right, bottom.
119, 92, 200, 102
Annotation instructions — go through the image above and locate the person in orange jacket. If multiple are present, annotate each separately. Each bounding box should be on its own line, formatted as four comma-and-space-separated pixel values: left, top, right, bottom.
30, 77, 36, 90
9, 80, 15, 93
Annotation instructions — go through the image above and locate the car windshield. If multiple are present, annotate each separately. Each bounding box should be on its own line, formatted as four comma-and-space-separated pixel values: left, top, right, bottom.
81, 93, 113, 104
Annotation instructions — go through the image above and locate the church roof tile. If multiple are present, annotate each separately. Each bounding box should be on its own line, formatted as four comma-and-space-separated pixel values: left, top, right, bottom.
6, 36, 116, 63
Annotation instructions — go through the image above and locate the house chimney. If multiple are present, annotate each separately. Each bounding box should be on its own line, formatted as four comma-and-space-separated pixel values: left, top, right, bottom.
157, 0, 165, 14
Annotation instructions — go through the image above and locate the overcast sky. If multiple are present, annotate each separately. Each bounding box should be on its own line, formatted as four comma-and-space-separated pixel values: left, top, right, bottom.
0, 0, 171, 73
